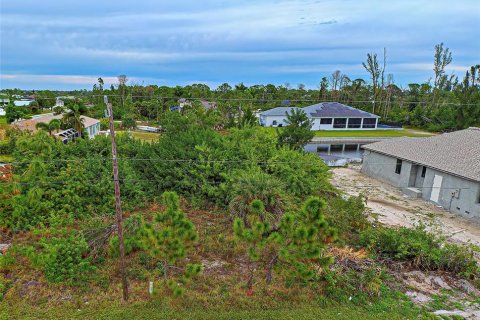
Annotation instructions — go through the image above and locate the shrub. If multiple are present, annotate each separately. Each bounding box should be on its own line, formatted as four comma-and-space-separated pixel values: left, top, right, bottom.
324, 195, 368, 243
40, 234, 95, 285
227, 169, 288, 223
360, 226, 479, 278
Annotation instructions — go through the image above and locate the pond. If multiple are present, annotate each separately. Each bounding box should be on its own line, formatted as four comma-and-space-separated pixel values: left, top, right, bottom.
304, 143, 365, 166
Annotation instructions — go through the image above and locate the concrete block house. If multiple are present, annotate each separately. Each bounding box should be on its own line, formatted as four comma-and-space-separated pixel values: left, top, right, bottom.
13, 113, 100, 143
258, 102, 379, 130
361, 127, 480, 218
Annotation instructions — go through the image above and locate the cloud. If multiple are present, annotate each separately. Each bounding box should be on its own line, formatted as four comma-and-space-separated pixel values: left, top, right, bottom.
1, 0, 479, 89
0, 74, 165, 87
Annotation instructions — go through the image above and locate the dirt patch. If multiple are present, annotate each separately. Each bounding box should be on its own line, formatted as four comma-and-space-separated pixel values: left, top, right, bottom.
330, 166, 480, 247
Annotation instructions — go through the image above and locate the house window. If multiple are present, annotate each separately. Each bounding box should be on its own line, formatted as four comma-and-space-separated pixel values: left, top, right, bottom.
395, 159, 402, 174
272, 120, 277, 126
333, 118, 347, 128
421, 166, 427, 178
320, 118, 332, 124
347, 118, 362, 128
362, 118, 376, 128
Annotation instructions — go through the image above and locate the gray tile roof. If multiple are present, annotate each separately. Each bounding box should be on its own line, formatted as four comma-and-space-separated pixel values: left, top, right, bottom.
259, 102, 379, 118
304, 102, 379, 118
362, 127, 480, 182
259, 107, 299, 116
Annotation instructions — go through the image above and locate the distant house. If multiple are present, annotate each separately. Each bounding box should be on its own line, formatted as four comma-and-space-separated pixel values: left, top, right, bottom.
200, 100, 217, 110
55, 98, 65, 107
361, 127, 480, 218
13, 113, 101, 142
258, 102, 379, 130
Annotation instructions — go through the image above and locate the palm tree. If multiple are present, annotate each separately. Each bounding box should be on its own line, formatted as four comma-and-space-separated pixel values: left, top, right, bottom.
35, 119, 62, 136
63, 105, 85, 137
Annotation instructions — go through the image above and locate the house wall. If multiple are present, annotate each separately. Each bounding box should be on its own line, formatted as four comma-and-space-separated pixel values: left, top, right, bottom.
421, 168, 480, 219
261, 115, 378, 130
361, 150, 412, 188
85, 122, 100, 139
362, 150, 480, 218
260, 115, 289, 127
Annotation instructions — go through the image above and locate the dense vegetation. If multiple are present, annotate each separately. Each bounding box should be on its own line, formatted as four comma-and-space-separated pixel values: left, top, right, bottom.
0, 43, 479, 319
0, 102, 478, 320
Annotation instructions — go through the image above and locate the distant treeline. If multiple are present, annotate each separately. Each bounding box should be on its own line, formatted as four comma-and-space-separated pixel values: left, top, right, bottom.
2, 44, 479, 131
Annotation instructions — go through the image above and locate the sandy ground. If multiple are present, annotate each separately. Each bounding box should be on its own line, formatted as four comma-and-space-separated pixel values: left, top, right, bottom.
331, 166, 480, 247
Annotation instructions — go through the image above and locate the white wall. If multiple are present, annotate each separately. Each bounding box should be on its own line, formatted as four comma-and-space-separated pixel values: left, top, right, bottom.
86, 122, 101, 139
260, 115, 378, 130
260, 115, 289, 127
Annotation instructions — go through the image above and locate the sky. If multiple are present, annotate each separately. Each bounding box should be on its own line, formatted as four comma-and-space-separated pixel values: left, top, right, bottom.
0, 0, 479, 90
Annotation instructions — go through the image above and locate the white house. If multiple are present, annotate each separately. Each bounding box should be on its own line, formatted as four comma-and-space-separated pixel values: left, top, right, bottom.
259, 102, 379, 130
12, 113, 101, 142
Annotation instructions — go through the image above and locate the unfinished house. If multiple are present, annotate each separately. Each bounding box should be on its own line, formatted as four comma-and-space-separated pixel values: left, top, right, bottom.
361, 127, 480, 219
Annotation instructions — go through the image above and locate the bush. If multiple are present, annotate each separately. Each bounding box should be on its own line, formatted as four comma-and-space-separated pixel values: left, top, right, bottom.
40, 234, 95, 284
324, 196, 368, 243
360, 226, 479, 278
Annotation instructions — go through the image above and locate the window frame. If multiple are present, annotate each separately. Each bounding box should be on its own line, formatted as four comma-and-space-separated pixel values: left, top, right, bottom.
333, 118, 347, 129
320, 118, 333, 125
421, 166, 427, 178
395, 159, 402, 174
347, 118, 362, 129
362, 118, 376, 128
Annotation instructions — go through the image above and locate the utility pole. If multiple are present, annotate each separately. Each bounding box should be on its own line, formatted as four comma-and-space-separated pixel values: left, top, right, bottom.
105, 96, 129, 301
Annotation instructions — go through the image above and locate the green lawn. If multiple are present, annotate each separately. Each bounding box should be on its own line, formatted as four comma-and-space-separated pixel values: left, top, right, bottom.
0, 116, 7, 129
117, 130, 161, 142
261, 126, 434, 138
313, 129, 434, 138
1, 301, 422, 320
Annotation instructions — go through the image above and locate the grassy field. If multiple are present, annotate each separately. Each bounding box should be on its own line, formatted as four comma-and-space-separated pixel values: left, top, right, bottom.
313, 129, 434, 138
261, 126, 434, 138
1, 300, 423, 320
0, 116, 7, 129
117, 130, 161, 142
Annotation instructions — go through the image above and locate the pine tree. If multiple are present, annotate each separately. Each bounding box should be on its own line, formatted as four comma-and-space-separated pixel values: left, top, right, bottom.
277, 108, 314, 150
234, 197, 336, 292
140, 191, 202, 296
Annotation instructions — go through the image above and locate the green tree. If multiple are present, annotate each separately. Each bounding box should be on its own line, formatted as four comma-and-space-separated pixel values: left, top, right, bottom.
277, 109, 313, 150
5, 102, 24, 123
139, 192, 202, 295
233, 197, 335, 290
63, 105, 85, 137
121, 114, 136, 130
239, 107, 257, 128
35, 119, 62, 136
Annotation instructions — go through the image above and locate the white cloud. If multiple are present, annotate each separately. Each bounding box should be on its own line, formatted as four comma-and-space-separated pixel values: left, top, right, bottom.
0, 74, 164, 87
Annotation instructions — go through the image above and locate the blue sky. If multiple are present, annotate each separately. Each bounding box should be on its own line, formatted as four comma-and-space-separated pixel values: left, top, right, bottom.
1, 0, 479, 90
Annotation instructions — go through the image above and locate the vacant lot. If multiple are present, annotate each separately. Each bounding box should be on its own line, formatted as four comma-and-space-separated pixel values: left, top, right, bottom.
331, 166, 480, 247
117, 130, 161, 142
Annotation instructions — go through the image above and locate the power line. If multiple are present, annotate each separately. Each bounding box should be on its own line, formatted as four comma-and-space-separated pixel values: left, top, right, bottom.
0, 178, 473, 190
2, 95, 479, 106
1, 157, 470, 167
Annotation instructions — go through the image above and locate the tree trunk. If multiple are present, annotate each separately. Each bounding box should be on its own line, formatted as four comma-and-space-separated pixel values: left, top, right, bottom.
265, 253, 278, 285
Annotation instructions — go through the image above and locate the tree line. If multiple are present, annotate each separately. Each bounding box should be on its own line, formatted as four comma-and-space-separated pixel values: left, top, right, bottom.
2, 43, 479, 131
